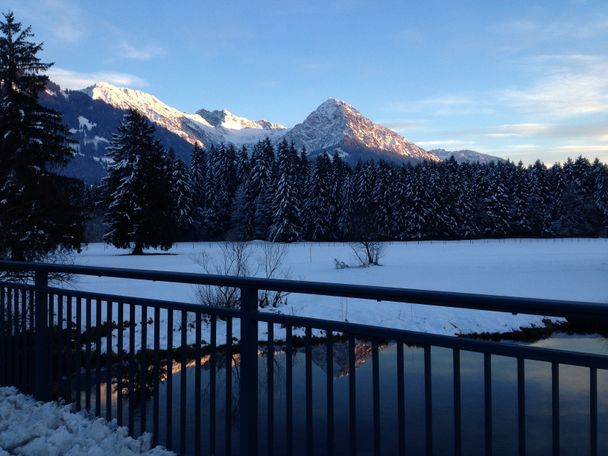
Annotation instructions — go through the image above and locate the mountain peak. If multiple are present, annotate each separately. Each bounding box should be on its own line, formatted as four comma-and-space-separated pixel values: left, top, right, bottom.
196, 108, 285, 131
284, 99, 439, 164
315, 97, 354, 115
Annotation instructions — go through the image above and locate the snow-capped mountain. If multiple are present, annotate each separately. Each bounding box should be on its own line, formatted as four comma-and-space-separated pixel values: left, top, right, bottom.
82, 82, 286, 148
42, 81, 440, 182
430, 148, 505, 164
283, 98, 439, 163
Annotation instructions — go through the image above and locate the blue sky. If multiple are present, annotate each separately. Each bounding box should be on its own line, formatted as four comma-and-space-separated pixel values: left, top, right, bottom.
2, 0, 608, 163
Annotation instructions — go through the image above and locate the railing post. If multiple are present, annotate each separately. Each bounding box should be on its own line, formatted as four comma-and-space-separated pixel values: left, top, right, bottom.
240, 286, 258, 456
34, 270, 51, 401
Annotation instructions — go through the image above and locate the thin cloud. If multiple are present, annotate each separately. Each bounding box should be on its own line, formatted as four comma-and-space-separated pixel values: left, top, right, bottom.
489, 18, 608, 41
13, 0, 87, 43
499, 66, 608, 118
483, 122, 608, 140
48, 67, 149, 89
378, 119, 425, 132
416, 139, 476, 148
116, 41, 165, 61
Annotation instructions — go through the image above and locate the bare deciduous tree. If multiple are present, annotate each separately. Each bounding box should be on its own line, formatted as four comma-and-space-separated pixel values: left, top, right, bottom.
195, 242, 252, 309
256, 242, 290, 308
195, 241, 290, 310
350, 241, 384, 267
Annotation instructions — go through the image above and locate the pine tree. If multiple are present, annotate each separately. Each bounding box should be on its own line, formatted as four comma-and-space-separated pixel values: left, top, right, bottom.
305, 153, 334, 240
102, 110, 176, 254
330, 152, 350, 239
591, 158, 608, 234
269, 140, 302, 242
189, 144, 208, 237
250, 139, 276, 239
204, 144, 234, 238
0, 11, 85, 261
168, 150, 195, 233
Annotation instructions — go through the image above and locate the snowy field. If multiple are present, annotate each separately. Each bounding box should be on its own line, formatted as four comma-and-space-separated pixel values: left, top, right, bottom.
0, 387, 172, 456
55, 238, 608, 347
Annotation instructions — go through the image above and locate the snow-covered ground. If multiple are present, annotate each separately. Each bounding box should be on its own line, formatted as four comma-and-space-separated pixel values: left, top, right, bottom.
54, 238, 608, 350
0, 387, 172, 456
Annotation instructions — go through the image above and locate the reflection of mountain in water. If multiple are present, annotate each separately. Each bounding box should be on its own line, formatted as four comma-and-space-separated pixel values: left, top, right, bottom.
311, 341, 389, 378
165, 341, 387, 380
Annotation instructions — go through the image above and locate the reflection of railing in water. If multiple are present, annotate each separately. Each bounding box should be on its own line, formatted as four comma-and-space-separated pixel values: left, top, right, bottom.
1, 261, 608, 456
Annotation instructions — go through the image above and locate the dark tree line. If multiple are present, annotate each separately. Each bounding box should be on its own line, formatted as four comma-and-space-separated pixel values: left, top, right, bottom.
99, 115, 608, 251
183, 141, 607, 242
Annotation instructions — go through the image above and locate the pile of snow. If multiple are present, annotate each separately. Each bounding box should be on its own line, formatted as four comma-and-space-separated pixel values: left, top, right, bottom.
0, 387, 173, 456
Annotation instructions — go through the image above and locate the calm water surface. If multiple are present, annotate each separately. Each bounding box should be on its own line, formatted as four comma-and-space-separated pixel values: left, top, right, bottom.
97, 333, 608, 455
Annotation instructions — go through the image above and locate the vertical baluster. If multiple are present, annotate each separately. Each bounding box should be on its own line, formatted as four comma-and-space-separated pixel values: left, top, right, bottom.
210, 314, 217, 455
75, 297, 82, 411
42, 289, 48, 391
424, 345, 432, 456
128, 303, 136, 433
453, 349, 462, 456
85, 298, 92, 411
15, 288, 20, 387
117, 302, 124, 426
0, 287, 5, 386
239, 287, 258, 456
285, 325, 293, 455
372, 339, 380, 456
397, 342, 405, 456
95, 298, 102, 416
12, 288, 20, 389
29, 289, 35, 393
153, 306, 160, 446
267, 322, 275, 456
166, 308, 173, 450
57, 294, 64, 397
349, 334, 357, 456
65, 295, 72, 402
140, 305, 148, 435
590, 367, 597, 456
194, 312, 202, 455
485, 353, 492, 456
225, 317, 233, 456
517, 358, 526, 456
180, 310, 187, 455
21, 288, 27, 391
326, 330, 334, 456
7, 288, 13, 386
552, 362, 559, 456
106, 300, 113, 422
305, 327, 313, 456
14, 288, 20, 387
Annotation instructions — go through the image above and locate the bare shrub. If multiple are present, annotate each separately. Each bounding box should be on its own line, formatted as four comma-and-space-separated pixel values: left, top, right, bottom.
350, 240, 384, 267
195, 241, 290, 310
256, 242, 290, 308
195, 242, 252, 309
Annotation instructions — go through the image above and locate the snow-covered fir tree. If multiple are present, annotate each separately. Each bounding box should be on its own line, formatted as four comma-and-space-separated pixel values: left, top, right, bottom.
168, 150, 195, 234
305, 153, 334, 240
102, 110, 176, 254
189, 144, 208, 237
269, 140, 302, 242
0, 12, 84, 261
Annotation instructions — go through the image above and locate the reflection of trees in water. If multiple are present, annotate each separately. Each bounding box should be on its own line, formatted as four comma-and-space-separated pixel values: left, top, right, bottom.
311, 341, 389, 378
83, 338, 390, 413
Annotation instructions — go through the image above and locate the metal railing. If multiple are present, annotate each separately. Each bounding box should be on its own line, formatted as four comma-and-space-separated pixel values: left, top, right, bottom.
0, 260, 606, 455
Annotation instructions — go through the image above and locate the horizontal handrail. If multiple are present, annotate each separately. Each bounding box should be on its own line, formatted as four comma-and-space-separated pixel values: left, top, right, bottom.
0, 260, 606, 320
259, 312, 608, 369
0, 280, 600, 369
